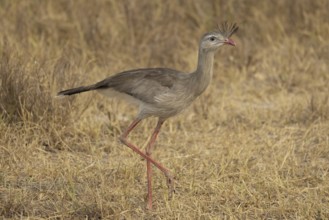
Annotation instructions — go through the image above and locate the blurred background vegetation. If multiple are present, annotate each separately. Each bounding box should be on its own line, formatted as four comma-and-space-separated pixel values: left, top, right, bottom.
0, 0, 328, 218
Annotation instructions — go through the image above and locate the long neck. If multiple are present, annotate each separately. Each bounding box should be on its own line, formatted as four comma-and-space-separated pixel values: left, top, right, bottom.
190, 48, 215, 96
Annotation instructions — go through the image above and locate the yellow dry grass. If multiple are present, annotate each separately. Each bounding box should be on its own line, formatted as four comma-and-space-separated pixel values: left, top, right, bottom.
1, 0, 329, 219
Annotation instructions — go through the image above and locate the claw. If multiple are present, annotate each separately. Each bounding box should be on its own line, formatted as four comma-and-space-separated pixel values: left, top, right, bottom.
166, 174, 176, 198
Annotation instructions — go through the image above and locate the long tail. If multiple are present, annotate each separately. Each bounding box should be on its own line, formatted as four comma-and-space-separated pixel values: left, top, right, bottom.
56, 85, 96, 97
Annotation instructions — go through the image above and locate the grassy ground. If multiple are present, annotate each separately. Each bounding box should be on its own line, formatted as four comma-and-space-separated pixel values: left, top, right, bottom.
1, 0, 329, 219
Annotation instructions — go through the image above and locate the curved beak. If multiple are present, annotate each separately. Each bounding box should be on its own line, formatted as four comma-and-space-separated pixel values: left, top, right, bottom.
224, 38, 236, 46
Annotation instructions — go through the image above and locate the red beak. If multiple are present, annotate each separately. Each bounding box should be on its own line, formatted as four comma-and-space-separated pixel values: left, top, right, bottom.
224, 38, 236, 46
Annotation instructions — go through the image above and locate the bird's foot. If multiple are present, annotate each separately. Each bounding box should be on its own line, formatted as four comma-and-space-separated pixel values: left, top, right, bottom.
146, 200, 153, 210
166, 174, 176, 198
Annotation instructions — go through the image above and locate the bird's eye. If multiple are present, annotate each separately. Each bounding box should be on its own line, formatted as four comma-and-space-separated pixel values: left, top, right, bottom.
209, 37, 216, 41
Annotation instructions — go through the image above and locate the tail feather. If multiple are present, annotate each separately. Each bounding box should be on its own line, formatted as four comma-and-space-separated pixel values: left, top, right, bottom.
57, 85, 95, 97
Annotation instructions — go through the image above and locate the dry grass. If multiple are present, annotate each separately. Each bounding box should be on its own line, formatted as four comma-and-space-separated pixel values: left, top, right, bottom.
1, 0, 329, 219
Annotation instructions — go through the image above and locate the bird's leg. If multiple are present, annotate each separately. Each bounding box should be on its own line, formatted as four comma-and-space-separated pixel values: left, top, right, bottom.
145, 119, 165, 209
120, 118, 141, 139
119, 118, 174, 191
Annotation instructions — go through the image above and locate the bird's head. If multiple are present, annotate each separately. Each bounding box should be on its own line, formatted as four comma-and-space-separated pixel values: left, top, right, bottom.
200, 22, 239, 52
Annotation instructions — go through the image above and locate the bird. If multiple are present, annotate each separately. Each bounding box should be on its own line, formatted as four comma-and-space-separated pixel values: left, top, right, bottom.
57, 22, 238, 210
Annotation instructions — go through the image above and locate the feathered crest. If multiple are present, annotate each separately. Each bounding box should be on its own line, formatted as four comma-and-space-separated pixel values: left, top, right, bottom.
217, 22, 239, 38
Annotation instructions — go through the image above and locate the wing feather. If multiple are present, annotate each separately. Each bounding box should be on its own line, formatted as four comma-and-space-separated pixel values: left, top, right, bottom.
94, 68, 188, 104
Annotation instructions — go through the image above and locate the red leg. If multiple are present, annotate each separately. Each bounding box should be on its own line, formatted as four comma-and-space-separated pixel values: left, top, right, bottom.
120, 118, 141, 138
145, 119, 165, 209
119, 118, 174, 203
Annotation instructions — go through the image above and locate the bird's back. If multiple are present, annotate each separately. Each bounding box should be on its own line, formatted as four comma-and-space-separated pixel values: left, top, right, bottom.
95, 68, 184, 98
94, 68, 196, 119
57, 68, 199, 119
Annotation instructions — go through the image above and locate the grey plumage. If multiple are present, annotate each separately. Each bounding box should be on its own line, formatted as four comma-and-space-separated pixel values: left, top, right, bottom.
58, 68, 192, 119
57, 22, 238, 209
